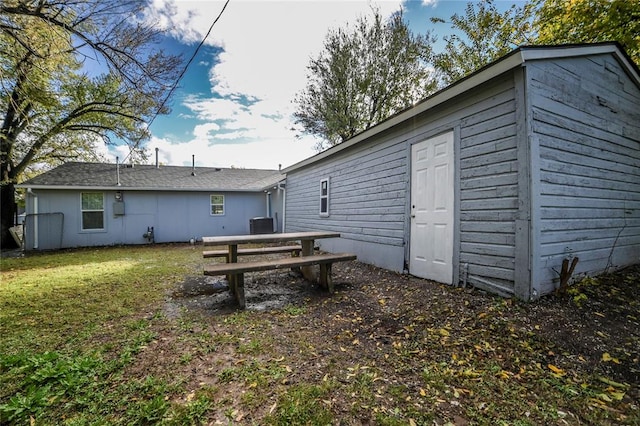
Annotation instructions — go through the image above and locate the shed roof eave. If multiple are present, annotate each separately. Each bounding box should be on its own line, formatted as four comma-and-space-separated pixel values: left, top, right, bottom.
520, 43, 639, 85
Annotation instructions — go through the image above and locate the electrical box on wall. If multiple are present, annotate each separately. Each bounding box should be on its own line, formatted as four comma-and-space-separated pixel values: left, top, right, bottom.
113, 202, 125, 216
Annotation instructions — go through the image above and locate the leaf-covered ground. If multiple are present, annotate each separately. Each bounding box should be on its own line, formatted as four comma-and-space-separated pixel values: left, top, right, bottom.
144, 258, 639, 425
1, 246, 637, 424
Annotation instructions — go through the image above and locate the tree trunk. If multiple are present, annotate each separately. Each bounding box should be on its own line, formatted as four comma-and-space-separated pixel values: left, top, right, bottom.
0, 182, 18, 249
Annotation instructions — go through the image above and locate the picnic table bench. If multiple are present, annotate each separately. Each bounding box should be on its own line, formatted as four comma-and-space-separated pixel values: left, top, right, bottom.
202, 231, 357, 309
204, 253, 357, 308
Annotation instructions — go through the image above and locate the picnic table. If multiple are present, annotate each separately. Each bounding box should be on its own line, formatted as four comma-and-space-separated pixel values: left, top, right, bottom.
202, 231, 356, 308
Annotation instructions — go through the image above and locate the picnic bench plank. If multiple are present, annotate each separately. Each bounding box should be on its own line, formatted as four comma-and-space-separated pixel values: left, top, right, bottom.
202, 245, 303, 258
203, 253, 356, 275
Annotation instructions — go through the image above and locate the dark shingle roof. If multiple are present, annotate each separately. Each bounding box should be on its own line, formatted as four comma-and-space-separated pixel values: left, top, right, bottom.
18, 162, 284, 192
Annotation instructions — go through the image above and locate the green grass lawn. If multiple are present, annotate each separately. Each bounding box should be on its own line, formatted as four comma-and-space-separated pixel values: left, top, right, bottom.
1, 245, 638, 425
0, 245, 204, 424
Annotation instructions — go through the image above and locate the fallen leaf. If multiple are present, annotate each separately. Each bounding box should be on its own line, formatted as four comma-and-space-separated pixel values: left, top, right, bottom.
602, 353, 621, 364
498, 370, 510, 379
588, 397, 608, 409
548, 364, 565, 375
596, 393, 613, 403
608, 391, 626, 401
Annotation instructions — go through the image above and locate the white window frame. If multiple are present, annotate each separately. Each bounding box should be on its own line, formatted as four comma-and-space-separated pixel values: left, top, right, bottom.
210, 194, 225, 216
80, 192, 105, 231
319, 178, 330, 217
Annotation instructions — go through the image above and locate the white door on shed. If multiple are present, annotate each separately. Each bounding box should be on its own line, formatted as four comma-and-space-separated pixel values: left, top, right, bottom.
410, 132, 454, 284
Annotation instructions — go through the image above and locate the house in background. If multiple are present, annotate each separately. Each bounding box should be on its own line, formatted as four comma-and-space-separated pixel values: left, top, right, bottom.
16, 162, 285, 250
283, 43, 640, 300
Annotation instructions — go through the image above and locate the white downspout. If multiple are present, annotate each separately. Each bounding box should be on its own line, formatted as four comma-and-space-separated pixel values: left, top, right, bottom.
27, 188, 38, 249
265, 192, 271, 217
281, 184, 286, 232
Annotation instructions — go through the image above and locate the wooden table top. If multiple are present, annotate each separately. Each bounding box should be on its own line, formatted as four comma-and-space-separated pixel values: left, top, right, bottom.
202, 231, 341, 246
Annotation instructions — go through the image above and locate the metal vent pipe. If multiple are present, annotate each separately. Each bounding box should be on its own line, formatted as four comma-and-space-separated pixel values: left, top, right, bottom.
116, 156, 121, 186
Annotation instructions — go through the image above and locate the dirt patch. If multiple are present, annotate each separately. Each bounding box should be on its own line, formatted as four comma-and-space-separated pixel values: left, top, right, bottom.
139, 260, 638, 424
167, 269, 320, 315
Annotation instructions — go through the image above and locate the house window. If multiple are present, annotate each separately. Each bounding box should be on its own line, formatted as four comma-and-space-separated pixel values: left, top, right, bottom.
81, 192, 104, 230
210, 194, 225, 215
320, 178, 329, 217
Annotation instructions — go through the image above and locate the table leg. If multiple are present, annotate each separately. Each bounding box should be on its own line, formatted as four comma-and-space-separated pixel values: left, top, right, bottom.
301, 239, 316, 282
320, 263, 334, 293
228, 244, 238, 295
235, 273, 245, 309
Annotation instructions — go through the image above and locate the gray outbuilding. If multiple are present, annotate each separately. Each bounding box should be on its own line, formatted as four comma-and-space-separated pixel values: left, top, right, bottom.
283, 43, 640, 300
17, 162, 285, 250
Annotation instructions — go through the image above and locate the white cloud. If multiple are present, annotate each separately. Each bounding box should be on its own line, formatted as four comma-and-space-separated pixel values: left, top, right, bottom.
192, 122, 221, 140
183, 96, 247, 122
150, 133, 316, 170
421, 0, 438, 6
141, 0, 404, 169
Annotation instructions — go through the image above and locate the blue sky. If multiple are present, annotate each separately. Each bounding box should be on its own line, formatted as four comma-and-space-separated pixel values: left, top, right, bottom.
105, 1, 524, 170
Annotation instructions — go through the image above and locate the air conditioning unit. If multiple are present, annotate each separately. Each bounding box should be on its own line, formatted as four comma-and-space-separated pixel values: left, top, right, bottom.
250, 217, 274, 234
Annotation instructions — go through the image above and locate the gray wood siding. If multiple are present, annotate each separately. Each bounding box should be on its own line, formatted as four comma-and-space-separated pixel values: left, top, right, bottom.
459, 83, 519, 292
529, 55, 640, 295
286, 140, 408, 249
286, 75, 520, 291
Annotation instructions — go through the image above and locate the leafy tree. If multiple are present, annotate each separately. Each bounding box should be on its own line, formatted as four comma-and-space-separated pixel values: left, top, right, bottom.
294, 9, 437, 149
431, 0, 640, 84
0, 0, 182, 248
536, 0, 640, 65
430, 0, 536, 85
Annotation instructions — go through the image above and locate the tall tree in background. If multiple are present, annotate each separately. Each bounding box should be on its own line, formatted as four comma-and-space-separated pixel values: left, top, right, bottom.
431, 0, 536, 85
536, 0, 640, 66
432, 0, 640, 85
0, 0, 182, 248
294, 9, 436, 150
